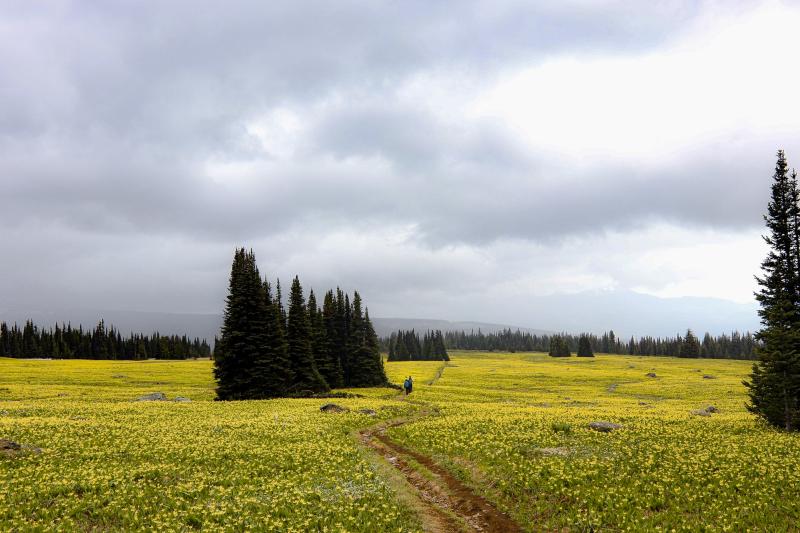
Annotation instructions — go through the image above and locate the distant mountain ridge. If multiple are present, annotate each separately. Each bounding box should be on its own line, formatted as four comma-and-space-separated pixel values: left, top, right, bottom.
0, 290, 760, 344
370, 318, 552, 338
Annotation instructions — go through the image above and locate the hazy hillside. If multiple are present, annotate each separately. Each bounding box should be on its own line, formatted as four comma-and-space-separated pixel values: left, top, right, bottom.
370, 318, 552, 338
0, 290, 759, 343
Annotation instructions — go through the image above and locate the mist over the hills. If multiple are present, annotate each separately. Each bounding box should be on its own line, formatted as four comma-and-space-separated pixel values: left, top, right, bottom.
1, 290, 759, 343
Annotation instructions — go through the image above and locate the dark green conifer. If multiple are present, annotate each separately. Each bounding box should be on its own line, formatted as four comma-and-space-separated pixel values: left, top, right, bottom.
746, 150, 800, 430
577, 335, 594, 357
321, 290, 345, 387
214, 248, 292, 400
309, 289, 342, 389
286, 276, 329, 394
548, 335, 571, 357
679, 329, 701, 358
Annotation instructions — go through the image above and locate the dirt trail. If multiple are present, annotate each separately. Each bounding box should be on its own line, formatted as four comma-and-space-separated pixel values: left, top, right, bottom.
359, 412, 522, 533
427, 362, 450, 386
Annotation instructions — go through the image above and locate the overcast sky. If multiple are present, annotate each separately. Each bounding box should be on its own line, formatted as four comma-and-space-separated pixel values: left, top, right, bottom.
2, 0, 799, 332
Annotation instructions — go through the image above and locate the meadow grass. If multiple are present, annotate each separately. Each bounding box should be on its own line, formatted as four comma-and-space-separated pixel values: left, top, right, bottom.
1, 352, 798, 531
0, 358, 420, 532
388, 351, 800, 531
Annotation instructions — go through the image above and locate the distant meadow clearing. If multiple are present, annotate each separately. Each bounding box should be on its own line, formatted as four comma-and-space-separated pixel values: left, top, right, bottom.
1, 352, 798, 531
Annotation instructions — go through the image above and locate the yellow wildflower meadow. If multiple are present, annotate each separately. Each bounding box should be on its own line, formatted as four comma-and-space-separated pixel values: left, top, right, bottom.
1, 352, 799, 531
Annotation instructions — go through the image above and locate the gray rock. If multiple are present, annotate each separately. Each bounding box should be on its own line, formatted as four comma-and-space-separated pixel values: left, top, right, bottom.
703, 374, 717, 380
691, 409, 711, 417
173, 397, 191, 402
588, 421, 622, 432
0, 439, 40, 456
0, 439, 21, 451
705, 405, 718, 413
320, 403, 349, 413
136, 392, 167, 402
646, 372, 657, 378
357, 408, 377, 417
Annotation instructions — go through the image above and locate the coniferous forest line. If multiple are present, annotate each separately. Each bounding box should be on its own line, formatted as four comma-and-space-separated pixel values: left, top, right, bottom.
442, 328, 758, 360
213, 248, 387, 400
0, 319, 210, 360
385, 329, 449, 361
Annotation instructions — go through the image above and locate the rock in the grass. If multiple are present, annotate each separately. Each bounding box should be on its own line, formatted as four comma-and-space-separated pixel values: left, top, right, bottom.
135, 392, 167, 402
0, 439, 40, 456
537, 447, 571, 457
588, 421, 622, 432
173, 397, 191, 402
0, 439, 21, 451
691, 405, 719, 416
645, 372, 657, 378
703, 374, 717, 380
320, 403, 349, 413
358, 408, 377, 417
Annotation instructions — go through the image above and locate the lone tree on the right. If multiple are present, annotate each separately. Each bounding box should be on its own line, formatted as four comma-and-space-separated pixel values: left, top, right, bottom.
745, 150, 800, 431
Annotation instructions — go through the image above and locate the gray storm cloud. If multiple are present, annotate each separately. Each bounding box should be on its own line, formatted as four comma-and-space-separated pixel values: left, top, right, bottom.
0, 0, 790, 332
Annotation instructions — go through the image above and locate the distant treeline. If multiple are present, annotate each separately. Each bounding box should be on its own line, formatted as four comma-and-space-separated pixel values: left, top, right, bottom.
385, 329, 449, 361
0, 320, 211, 360
443, 329, 758, 360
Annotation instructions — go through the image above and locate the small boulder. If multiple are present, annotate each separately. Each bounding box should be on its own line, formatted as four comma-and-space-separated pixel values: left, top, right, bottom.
588, 421, 622, 432
0, 439, 21, 451
702, 375, 717, 380
357, 408, 377, 417
691, 405, 718, 416
0, 439, 40, 456
173, 397, 191, 402
136, 392, 167, 402
537, 447, 571, 457
320, 403, 349, 413
646, 372, 657, 378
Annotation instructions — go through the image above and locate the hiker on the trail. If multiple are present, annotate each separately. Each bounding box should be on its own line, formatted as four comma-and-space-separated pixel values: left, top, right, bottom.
403, 376, 412, 395
407, 376, 413, 394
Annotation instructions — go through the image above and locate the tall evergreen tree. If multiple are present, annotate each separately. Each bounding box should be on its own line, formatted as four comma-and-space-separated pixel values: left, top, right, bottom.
577, 335, 594, 357
549, 335, 571, 357
349, 309, 387, 386
286, 277, 329, 394
746, 150, 800, 430
321, 290, 345, 387
214, 248, 293, 400
679, 329, 701, 358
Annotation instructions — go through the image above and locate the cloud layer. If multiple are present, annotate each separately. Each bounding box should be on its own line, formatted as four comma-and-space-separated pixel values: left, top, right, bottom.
0, 1, 796, 332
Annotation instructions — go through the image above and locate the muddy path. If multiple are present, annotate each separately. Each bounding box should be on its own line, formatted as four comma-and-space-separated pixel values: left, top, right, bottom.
359, 411, 522, 533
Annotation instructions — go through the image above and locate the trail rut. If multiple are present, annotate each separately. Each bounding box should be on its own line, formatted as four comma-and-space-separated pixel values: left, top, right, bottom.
359, 414, 522, 533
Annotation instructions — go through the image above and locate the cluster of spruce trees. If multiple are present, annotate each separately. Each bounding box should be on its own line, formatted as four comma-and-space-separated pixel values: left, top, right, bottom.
547, 334, 595, 357
746, 150, 800, 431
213, 249, 387, 400
0, 319, 210, 359
386, 329, 449, 361
444, 328, 757, 359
